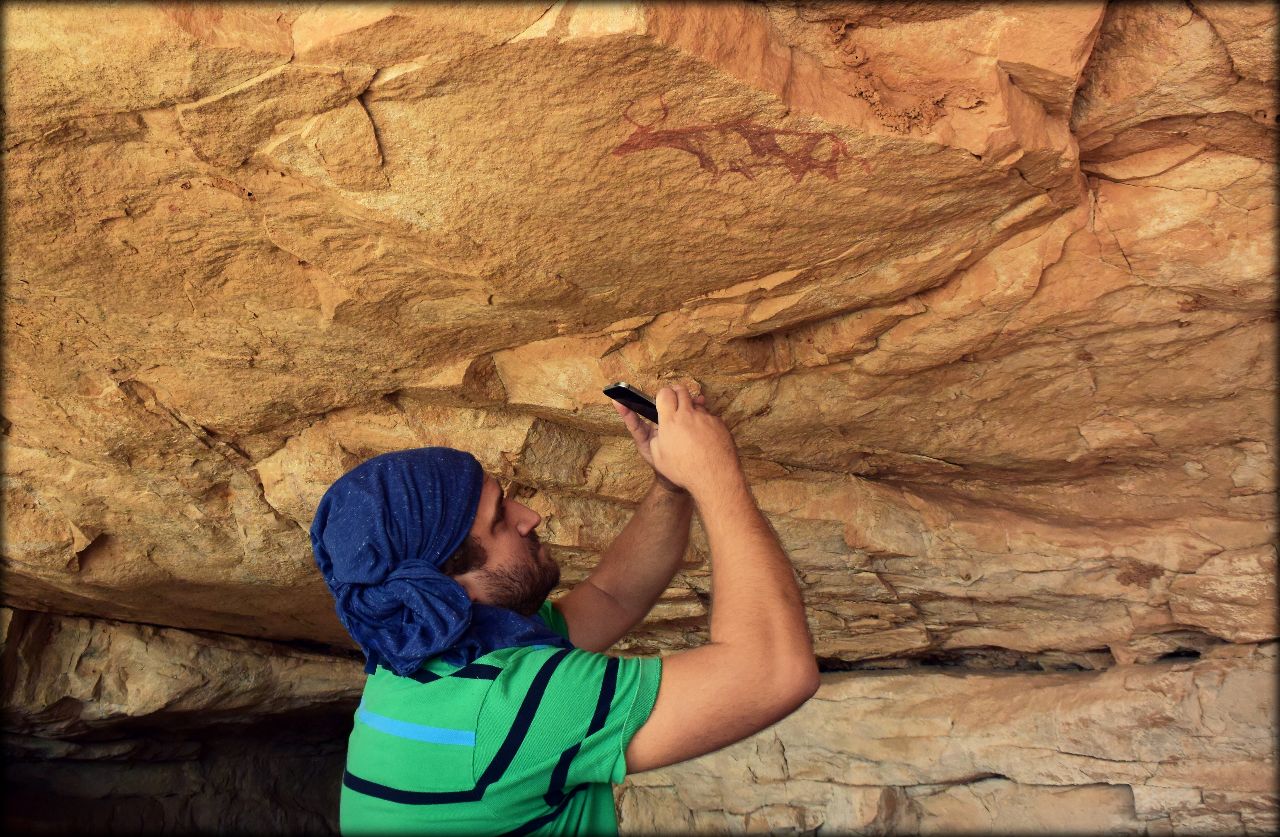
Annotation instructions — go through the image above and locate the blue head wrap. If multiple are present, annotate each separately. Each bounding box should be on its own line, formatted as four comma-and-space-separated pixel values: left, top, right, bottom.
309, 446, 574, 676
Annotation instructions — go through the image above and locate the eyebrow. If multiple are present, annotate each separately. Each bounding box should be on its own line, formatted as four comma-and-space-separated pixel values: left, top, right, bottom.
490, 482, 505, 531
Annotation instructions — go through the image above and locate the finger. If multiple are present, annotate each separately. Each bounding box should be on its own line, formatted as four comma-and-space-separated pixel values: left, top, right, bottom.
626, 411, 649, 438
617, 403, 644, 432
673, 383, 692, 412
614, 401, 638, 428
655, 386, 677, 420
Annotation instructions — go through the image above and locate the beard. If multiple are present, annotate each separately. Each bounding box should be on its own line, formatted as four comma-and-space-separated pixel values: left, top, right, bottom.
478, 531, 561, 617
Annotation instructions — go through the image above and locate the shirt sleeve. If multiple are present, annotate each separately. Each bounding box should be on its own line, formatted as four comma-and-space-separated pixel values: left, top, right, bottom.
528, 599, 662, 785
536, 598, 571, 639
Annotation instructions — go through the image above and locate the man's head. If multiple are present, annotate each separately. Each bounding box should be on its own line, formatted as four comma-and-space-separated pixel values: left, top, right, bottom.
310, 447, 571, 675
441, 472, 560, 617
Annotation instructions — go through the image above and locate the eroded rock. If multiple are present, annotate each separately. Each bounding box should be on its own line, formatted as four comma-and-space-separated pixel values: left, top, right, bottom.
1, 606, 363, 737
1, 1, 1275, 833
617, 644, 1279, 834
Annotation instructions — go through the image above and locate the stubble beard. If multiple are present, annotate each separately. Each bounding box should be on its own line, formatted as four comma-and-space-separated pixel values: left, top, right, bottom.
480, 534, 560, 617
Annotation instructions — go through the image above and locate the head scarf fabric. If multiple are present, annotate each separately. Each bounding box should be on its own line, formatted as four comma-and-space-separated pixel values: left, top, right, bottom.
309, 446, 574, 676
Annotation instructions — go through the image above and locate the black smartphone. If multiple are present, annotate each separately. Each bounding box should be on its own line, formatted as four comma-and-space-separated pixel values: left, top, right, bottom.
603, 382, 659, 424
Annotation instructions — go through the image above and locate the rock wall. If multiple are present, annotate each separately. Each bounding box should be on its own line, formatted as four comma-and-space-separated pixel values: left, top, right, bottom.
1, 606, 362, 833
617, 644, 1277, 835
2, 1, 1275, 834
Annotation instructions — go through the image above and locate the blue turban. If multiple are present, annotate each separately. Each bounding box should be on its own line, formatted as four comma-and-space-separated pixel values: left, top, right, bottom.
310, 446, 574, 676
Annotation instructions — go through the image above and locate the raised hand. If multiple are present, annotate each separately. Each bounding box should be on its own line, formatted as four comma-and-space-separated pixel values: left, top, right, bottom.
642, 384, 744, 500
614, 385, 707, 493
613, 389, 704, 466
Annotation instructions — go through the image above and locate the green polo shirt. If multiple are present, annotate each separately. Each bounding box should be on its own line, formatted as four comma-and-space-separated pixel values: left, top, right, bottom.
340, 599, 662, 835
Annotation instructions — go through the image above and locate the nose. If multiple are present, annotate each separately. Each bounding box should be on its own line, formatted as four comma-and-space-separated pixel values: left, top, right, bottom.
516, 503, 541, 535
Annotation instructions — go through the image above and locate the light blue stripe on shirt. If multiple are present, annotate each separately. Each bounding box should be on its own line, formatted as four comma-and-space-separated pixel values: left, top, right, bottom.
356, 704, 476, 746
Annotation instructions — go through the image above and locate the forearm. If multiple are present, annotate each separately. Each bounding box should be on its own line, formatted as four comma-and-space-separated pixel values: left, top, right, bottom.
587, 477, 694, 619
696, 477, 816, 668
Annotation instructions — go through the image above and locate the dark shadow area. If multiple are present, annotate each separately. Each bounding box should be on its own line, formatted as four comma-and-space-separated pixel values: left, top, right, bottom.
3, 707, 355, 835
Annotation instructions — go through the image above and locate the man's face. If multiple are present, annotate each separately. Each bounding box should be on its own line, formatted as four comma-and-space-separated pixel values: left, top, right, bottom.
451, 473, 560, 617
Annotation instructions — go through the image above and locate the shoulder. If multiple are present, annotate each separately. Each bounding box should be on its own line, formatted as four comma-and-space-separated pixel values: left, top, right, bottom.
535, 598, 570, 639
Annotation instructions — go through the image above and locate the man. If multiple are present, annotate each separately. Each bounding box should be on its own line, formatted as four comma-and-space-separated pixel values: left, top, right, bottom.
311, 384, 819, 835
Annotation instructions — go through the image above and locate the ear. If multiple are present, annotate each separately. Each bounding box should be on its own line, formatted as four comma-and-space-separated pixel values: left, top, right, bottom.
451, 570, 483, 603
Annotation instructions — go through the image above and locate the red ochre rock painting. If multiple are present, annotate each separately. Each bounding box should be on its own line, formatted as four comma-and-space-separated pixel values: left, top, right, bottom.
611, 96, 865, 183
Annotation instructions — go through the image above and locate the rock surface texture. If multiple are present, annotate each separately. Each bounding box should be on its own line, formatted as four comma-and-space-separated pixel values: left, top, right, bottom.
2, 1, 1275, 834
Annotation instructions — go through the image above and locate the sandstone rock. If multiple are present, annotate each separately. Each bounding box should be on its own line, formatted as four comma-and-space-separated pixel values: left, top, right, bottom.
1072, 1, 1276, 153
1, 2, 1276, 832
2, 3, 294, 148
4, 0, 1273, 661
298, 100, 388, 191
2, 605, 360, 832
1, 606, 363, 738
177, 63, 377, 167
1190, 1, 1278, 84
292, 2, 551, 68
242, 391, 1279, 667
908, 780, 1149, 835
617, 644, 1279, 834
